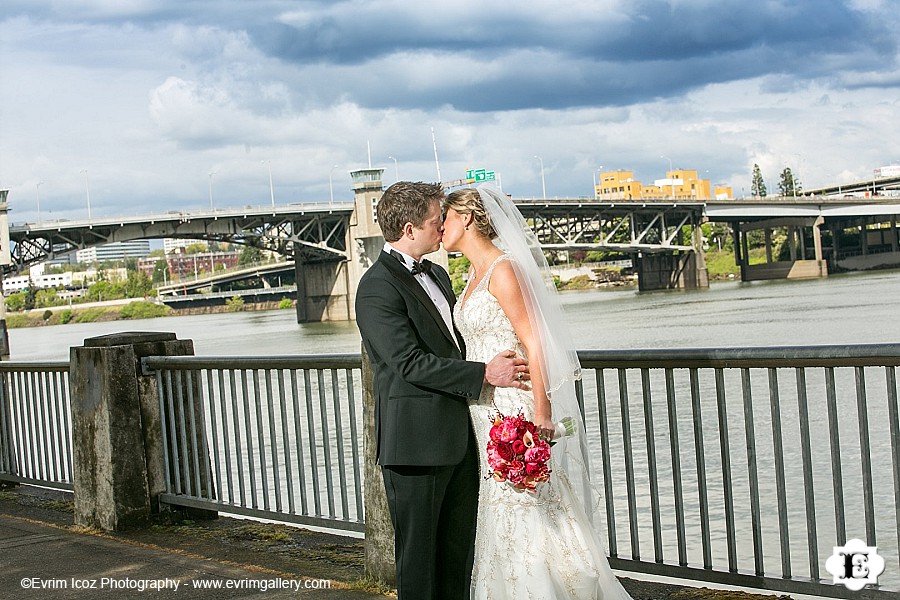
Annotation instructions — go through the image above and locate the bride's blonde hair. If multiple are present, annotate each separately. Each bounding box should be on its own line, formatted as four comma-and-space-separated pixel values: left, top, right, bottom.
443, 188, 497, 239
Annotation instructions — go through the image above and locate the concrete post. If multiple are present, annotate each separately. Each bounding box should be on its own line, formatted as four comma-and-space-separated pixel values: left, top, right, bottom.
813, 217, 824, 262
361, 346, 396, 585
69, 331, 199, 530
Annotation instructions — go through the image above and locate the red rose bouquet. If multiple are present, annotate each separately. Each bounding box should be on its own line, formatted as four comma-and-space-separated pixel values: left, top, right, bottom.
486, 410, 552, 493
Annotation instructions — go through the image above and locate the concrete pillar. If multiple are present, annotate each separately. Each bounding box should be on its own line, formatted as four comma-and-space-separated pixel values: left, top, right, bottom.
892, 218, 899, 253
69, 331, 199, 530
361, 347, 395, 585
739, 224, 750, 281
813, 217, 824, 262
831, 224, 841, 262
788, 226, 798, 261
764, 228, 773, 263
293, 254, 350, 323
860, 221, 869, 255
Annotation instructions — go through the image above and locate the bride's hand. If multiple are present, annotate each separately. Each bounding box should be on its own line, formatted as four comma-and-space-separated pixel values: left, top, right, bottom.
533, 415, 555, 440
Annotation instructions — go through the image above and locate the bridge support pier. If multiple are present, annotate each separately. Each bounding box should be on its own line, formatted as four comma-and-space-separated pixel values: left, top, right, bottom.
734, 219, 828, 282
293, 254, 352, 323
636, 251, 708, 291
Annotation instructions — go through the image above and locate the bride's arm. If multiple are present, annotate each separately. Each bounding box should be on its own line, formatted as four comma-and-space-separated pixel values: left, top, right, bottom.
488, 260, 554, 437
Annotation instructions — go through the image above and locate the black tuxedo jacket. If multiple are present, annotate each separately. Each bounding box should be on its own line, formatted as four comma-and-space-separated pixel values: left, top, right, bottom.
356, 250, 485, 466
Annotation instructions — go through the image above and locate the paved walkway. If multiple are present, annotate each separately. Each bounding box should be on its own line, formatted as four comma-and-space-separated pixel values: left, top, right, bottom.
0, 486, 384, 599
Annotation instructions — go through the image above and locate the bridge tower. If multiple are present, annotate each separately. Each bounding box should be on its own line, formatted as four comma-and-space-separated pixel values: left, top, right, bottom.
290, 171, 388, 323
343, 168, 386, 321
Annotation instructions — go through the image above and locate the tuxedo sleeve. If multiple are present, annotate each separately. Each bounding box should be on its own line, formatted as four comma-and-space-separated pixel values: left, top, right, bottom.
357, 275, 485, 400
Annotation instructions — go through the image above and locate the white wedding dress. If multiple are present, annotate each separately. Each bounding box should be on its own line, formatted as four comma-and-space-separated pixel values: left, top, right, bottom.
455, 254, 632, 600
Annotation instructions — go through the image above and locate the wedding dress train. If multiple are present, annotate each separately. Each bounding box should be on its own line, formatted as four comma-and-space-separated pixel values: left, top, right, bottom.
455, 254, 632, 600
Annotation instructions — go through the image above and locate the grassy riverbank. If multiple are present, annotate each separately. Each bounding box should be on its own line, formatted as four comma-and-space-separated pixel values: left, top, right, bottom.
5, 301, 172, 328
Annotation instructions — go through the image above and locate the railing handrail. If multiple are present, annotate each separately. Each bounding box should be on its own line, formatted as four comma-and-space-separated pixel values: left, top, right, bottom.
142, 353, 362, 371
578, 342, 900, 368
0, 361, 70, 372
139, 343, 900, 372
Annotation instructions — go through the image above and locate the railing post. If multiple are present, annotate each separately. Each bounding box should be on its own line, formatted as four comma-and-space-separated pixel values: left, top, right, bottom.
69, 331, 198, 530
361, 346, 396, 585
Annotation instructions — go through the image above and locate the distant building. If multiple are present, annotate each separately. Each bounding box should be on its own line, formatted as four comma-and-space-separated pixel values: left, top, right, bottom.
2, 264, 119, 292
75, 240, 151, 263
163, 238, 208, 255
138, 250, 241, 281
595, 168, 728, 200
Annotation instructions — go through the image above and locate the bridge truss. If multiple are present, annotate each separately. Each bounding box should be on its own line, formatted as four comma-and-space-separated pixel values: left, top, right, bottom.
514, 201, 703, 253
6, 206, 353, 274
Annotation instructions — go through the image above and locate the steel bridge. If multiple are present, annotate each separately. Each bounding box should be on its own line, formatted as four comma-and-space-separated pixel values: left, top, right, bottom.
6, 204, 353, 275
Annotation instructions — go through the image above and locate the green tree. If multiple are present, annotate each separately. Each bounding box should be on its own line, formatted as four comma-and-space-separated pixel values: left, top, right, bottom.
185, 242, 208, 254
5, 292, 24, 312
778, 167, 802, 197
23, 286, 36, 311
124, 270, 153, 298
751, 164, 767, 198
239, 244, 265, 266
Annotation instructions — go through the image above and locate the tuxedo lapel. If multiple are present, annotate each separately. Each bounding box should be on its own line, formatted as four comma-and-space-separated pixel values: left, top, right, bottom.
379, 252, 459, 349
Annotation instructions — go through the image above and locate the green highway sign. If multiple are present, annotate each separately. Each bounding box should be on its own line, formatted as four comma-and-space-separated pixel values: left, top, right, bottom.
465, 168, 496, 182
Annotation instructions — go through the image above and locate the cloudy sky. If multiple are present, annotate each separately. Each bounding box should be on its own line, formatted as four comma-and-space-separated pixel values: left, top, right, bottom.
1, 0, 898, 223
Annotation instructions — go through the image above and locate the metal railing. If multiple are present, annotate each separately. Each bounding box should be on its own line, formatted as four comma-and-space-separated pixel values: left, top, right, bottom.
3, 345, 899, 598
144, 354, 365, 533
576, 344, 900, 598
0, 361, 73, 489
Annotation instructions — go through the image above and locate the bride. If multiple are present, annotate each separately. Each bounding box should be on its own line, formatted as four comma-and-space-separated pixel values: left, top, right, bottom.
442, 185, 633, 600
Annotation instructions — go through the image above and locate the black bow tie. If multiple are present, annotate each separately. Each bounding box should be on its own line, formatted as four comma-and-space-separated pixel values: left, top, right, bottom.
391, 249, 432, 276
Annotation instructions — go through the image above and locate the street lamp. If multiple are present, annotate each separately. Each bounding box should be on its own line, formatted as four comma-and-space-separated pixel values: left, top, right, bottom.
79, 169, 92, 220
388, 156, 399, 182
262, 160, 275, 207
661, 155, 674, 198
329, 164, 339, 206
35, 181, 43, 223
208, 171, 216, 209
534, 155, 546, 199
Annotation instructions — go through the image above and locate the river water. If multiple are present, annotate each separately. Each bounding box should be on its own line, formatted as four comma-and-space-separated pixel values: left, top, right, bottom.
10, 269, 900, 587
11, 268, 900, 360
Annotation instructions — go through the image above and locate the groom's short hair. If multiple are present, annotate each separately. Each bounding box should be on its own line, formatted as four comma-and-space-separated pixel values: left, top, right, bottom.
377, 181, 445, 242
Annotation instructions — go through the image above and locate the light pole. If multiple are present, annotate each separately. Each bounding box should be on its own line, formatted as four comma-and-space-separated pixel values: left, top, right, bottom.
792, 153, 801, 198
208, 171, 216, 209
79, 169, 92, 220
661, 156, 674, 198
329, 164, 339, 206
262, 160, 275, 207
388, 156, 399, 182
534, 155, 546, 199
35, 181, 43, 222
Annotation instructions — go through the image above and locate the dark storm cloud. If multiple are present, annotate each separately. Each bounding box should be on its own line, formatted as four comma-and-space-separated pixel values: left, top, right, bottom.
242, 0, 894, 112
3, 0, 895, 113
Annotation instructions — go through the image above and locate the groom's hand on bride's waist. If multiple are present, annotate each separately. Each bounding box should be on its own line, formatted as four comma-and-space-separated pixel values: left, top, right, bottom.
484, 350, 530, 389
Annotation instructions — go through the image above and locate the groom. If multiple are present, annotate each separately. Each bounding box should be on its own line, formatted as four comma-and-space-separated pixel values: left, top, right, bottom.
356, 181, 528, 599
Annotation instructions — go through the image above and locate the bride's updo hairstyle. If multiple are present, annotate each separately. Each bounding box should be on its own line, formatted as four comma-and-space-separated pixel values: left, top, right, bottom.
443, 188, 497, 239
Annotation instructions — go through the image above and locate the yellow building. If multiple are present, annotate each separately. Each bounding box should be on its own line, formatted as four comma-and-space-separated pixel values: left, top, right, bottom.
595, 170, 642, 200
594, 168, 729, 200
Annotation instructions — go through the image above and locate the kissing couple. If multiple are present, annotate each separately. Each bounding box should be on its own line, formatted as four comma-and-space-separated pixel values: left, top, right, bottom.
356, 182, 633, 600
